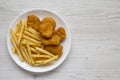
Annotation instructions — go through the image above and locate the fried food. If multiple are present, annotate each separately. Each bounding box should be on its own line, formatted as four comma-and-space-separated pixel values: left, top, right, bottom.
40, 27, 66, 45
10, 15, 67, 66
42, 17, 56, 27
54, 27, 66, 41
39, 17, 56, 38
40, 34, 60, 45
39, 22, 54, 38
27, 15, 41, 31
44, 45, 63, 57
10, 19, 59, 66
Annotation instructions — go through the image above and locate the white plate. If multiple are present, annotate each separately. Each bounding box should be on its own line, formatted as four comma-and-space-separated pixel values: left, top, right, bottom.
7, 9, 71, 73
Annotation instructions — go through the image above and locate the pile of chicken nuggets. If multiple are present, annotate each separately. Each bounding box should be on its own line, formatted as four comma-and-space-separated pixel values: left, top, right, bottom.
27, 15, 66, 57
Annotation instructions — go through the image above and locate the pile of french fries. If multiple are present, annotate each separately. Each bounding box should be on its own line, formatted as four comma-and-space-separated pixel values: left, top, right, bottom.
10, 20, 58, 66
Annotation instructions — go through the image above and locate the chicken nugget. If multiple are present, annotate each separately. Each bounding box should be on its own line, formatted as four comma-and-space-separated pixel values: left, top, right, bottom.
42, 17, 56, 27
40, 34, 60, 45
54, 27, 66, 41
27, 15, 41, 31
40, 27, 66, 45
39, 17, 56, 38
44, 45, 63, 57
39, 22, 54, 38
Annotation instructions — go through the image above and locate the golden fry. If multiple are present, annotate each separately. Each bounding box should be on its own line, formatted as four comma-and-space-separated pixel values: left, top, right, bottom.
24, 30, 40, 41
22, 46, 31, 64
11, 38, 24, 61
26, 43, 34, 65
36, 47, 54, 57
44, 55, 58, 64
24, 21, 27, 29
15, 20, 22, 34
26, 27, 40, 36
30, 47, 41, 54
21, 39, 41, 47
16, 33, 19, 37
12, 47, 16, 53
18, 21, 25, 44
34, 60, 43, 64
23, 34, 41, 44
20, 45, 27, 61
32, 54, 51, 58
33, 62, 44, 66
10, 28, 18, 45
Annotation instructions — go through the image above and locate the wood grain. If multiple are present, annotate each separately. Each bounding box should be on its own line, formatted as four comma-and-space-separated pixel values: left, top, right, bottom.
1, 0, 120, 80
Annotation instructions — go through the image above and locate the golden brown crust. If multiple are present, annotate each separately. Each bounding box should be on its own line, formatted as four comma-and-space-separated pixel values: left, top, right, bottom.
40, 27, 66, 46
54, 27, 66, 41
42, 17, 56, 27
40, 34, 60, 45
39, 23, 54, 38
27, 15, 41, 31
39, 17, 56, 38
44, 45, 63, 57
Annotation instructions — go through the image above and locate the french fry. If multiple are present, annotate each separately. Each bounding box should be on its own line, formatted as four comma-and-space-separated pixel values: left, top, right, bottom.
34, 61, 43, 64
33, 61, 44, 66
16, 33, 19, 37
26, 27, 40, 37
21, 40, 41, 47
28, 27, 40, 35
26, 43, 34, 65
10, 28, 18, 45
36, 47, 54, 57
15, 20, 22, 34
24, 31, 40, 41
33, 55, 58, 66
32, 54, 51, 58
30, 43, 42, 48
30, 47, 41, 54
11, 38, 24, 61
18, 21, 25, 44
23, 34, 41, 44
44, 55, 58, 64
20, 45, 27, 61
12, 47, 16, 53
23, 21, 27, 29
22, 46, 31, 65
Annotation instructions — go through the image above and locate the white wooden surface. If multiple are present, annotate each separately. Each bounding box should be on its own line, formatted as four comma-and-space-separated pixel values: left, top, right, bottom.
1, 0, 120, 80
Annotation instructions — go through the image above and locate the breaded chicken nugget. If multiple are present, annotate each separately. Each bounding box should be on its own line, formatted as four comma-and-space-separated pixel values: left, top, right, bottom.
44, 45, 63, 57
54, 27, 66, 41
39, 17, 56, 38
39, 23, 54, 38
40, 27, 66, 45
42, 17, 56, 27
40, 34, 60, 45
27, 15, 41, 31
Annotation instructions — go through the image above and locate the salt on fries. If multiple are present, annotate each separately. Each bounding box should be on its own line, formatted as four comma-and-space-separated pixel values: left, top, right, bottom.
10, 20, 58, 66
